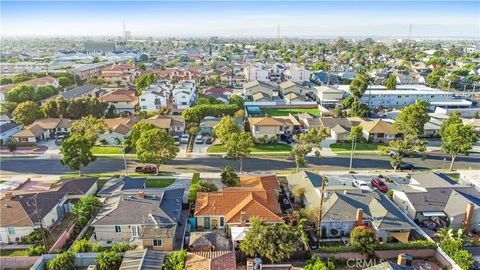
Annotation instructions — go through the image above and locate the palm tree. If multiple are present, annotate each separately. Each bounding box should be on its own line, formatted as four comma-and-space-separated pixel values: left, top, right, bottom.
96, 251, 121, 270
434, 227, 454, 240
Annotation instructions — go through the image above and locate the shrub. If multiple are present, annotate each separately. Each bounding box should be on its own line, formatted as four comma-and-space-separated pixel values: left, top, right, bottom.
163, 249, 187, 270
387, 189, 394, 200
317, 245, 357, 253
96, 250, 122, 270
220, 165, 239, 187
188, 173, 201, 203
47, 251, 75, 270
22, 228, 48, 244
26, 245, 46, 256
71, 239, 102, 253
440, 238, 474, 270
111, 242, 136, 252
350, 226, 378, 255
376, 240, 436, 250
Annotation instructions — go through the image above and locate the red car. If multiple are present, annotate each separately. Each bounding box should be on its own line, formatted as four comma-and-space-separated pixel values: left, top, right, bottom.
371, 178, 388, 192
135, 165, 157, 174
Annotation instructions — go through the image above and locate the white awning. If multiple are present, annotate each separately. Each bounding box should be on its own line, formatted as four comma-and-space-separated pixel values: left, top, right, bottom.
422, 212, 446, 217
230, 226, 250, 242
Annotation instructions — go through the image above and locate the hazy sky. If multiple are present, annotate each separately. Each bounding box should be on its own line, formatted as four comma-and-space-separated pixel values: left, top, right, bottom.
1, 1, 479, 38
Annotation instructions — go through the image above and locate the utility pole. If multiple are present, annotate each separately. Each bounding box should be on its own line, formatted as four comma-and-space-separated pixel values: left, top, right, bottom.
34, 193, 48, 249
349, 138, 355, 172
122, 140, 128, 176
316, 176, 328, 248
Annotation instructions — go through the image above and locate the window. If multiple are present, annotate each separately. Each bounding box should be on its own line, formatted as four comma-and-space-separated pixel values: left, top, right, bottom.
254, 126, 260, 133
140, 98, 145, 101
7, 227, 15, 235
220, 217, 225, 227
131, 226, 139, 237
114, 225, 121, 233
153, 239, 162, 246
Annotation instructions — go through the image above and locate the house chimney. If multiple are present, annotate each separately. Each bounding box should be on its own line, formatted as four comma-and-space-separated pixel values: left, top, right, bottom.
138, 191, 145, 199
355, 209, 363, 227
397, 253, 408, 266
4, 192, 13, 200
463, 203, 475, 233
240, 211, 246, 227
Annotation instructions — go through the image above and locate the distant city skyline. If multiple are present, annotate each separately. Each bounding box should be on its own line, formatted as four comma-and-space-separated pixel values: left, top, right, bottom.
1, 1, 479, 38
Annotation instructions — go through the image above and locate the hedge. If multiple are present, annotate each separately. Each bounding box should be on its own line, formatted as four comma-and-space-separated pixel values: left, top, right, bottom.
188, 173, 201, 203
317, 240, 435, 253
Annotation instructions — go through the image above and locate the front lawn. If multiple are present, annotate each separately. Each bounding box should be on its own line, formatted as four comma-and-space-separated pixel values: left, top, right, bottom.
208, 143, 291, 153
145, 178, 175, 188
262, 107, 320, 117
91, 146, 123, 154
330, 143, 386, 154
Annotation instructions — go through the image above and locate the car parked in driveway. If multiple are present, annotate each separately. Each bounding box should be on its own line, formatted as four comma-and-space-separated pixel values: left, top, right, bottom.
180, 134, 189, 144
205, 137, 214, 144
371, 178, 388, 192
195, 134, 204, 144
352, 180, 372, 191
173, 135, 180, 146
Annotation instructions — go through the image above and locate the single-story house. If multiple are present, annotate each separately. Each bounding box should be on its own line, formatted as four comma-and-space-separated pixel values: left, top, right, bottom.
185, 251, 236, 270
199, 117, 243, 136
0, 122, 22, 145
92, 189, 184, 251
360, 119, 401, 143
194, 175, 283, 230
0, 178, 98, 243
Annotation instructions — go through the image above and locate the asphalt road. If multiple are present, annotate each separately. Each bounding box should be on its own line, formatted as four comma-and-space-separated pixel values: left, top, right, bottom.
1, 153, 479, 175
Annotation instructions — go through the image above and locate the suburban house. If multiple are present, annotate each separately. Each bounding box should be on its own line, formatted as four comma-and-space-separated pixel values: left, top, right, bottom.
0, 76, 60, 102
279, 81, 307, 99
11, 118, 72, 146
72, 63, 109, 81
298, 116, 352, 141
0, 178, 98, 243
244, 64, 270, 82
142, 68, 200, 81
391, 172, 480, 234
100, 64, 139, 86
360, 119, 401, 143
243, 80, 274, 102
199, 116, 243, 136
172, 80, 196, 111
204, 87, 233, 103
149, 115, 185, 135
185, 251, 236, 270
97, 176, 147, 197
100, 117, 139, 145
313, 86, 344, 107
138, 81, 173, 112
321, 189, 414, 243
283, 65, 311, 84
248, 117, 286, 141
194, 175, 283, 230
42, 84, 100, 103
100, 89, 137, 115
91, 189, 184, 251
0, 122, 22, 145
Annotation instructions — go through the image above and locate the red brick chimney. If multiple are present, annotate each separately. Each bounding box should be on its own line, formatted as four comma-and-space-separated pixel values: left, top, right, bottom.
397, 253, 407, 266
138, 191, 145, 199
356, 209, 363, 227
463, 203, 475, 233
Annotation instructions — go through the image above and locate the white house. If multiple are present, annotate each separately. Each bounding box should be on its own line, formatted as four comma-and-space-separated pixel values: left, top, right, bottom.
138, 81, 172, 112
283, 66, 311, 84
172, 80, 196, 111
244, 64, 270, 82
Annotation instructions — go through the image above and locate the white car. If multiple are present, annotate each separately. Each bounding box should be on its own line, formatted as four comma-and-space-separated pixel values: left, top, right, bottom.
180, 134, 190, 144
195, 134, 204, 144
352, 180, 372, 191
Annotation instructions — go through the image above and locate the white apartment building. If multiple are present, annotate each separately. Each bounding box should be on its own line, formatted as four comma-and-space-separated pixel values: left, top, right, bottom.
138, 81, 173, 112
244, 64, 270, 82
172, 80, 196, 111
337, 84, 473, 109
283, 66, 311, 84
0, 62, 50, 75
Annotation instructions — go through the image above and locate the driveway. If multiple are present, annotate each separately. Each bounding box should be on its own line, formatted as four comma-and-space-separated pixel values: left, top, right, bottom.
37, 140, 61, 159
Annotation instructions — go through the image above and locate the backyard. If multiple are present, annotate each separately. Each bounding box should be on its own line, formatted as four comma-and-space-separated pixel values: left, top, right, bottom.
261, 107, 320, 117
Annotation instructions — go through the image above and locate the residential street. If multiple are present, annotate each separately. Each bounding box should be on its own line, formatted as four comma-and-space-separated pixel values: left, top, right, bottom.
1, 152, 479, 176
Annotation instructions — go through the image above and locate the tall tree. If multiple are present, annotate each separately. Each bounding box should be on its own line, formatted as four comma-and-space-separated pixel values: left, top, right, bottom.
385, 74, 397, 90
394, 100, 430, 138
213, 116, 240, 143
60, 134, 97, 176
136, 129, 179, 173
125, 121, 155, 151
441, 123, 478, 170
348, 126, 364, 171
12, 101, 42, 125
96, 251, 122, 270
224, 132, 254, 172
290, 143, 312, 172
134, 73, 158, 95
6, 84, 39, 103
70, 116, 106, 145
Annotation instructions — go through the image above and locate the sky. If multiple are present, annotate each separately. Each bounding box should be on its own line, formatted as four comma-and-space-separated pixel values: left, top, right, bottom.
1, 1, 479, 38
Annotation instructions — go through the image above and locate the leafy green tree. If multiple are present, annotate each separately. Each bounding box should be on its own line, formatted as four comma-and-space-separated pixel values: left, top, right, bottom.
311, 61, 330, 72
111, 242, 136, 252
221, 165, 239, 186
439, 238, 474, 270
452, 250, 475, 270
47, 251, 75, 270
213, 115, 240, 143
0, 101, 17, 114
350, 226, 378, 255
12, 75, 32, 84
6, 84, 39, 103
25, 245, 46, 256
441, 122, 478, 170
71, 239, 101, 253
86, 77, 107, 87
37, 85, 58, 100
228, 95, 245, 108
12, 101, 42, 125
70, 116, 106, 145
0, 77, 12, 85
440, 111, 462, 137
224, 132, 254, 172
136, 129, 179, 173
385, 74, 397, 90
134, 73, 158, 95
60, 134, 97, 176
125, 121, 155, 151
342, 96, 354, 108
350, 102, 370, 117
72, 195, 101, 227
105, 104, 116, 118
96, 251, 122, 270
58, 76, 74, 87
394, 100, 430, 138
163, 250, 187, 270
197, 180, 218, 192
426, 69, 445, 87
6, 139, 17, 155
240, 218, 299, 263
291, 143, 312, 172
304, 256, 328, 270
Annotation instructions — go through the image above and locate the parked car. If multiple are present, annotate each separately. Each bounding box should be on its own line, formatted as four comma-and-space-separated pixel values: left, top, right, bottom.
195, 134, 204, 144
55, 137, 65, 145
396, 162, 415, 171
352, 180, 372, 191
135, 165, 157, 174
371, 178, 389, 192
222, 153, 233, 160
173, 135, 180, 146
180, 134, 189, 144
205, 137, 215, 144
387, 150, 398, 157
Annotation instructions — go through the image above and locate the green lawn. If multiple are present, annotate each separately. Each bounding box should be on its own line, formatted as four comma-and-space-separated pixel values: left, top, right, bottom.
91, 146, 124, 154
208, 144, 291, 153
330, 143, 386, 153
145, 178, 175, 188
0, 249, 27, 257
261, 107, 320, 117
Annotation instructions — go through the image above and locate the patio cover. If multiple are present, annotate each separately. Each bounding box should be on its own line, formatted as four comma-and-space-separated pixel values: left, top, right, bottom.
388, 231, 410, 243
421, 212, 447, 217
231, 226, 250, 242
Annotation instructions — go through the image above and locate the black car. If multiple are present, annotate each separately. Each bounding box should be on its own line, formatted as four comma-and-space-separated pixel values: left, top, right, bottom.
396, 162, 415, 170
205, 137, 215, 144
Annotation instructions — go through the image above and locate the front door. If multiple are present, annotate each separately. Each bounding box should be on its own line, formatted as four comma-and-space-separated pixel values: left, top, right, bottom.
204, 217, 210, 229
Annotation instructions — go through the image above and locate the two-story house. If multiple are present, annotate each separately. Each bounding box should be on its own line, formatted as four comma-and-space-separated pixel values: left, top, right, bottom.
100, 89, 137, 115
172, 80, 196, 111
243, 80, 275, 102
